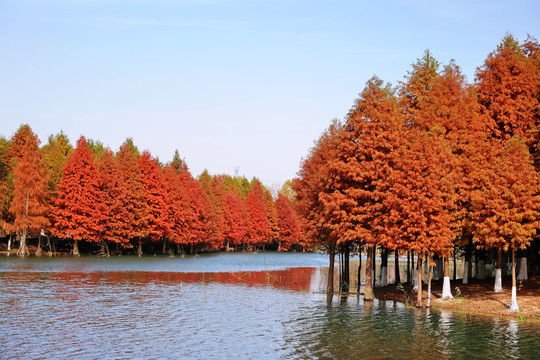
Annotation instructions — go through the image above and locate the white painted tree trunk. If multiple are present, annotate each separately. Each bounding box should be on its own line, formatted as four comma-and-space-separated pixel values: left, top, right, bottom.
7, 237, 11, 251
478, 259, 485, 280
510, 249, 519, 312
517, 257, 528, 281
494, 269, 503, 293
462, 260, 469, 284
382, 266, 388, 286
412, 269, 418, 291
441, 276, 453, 299
510, 286, 519, 311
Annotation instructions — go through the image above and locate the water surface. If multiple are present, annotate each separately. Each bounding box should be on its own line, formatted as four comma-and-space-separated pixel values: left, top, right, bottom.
0, 253, 537, 359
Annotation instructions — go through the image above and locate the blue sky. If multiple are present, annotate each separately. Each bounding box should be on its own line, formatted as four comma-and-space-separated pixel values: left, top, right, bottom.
1, 0, 539, 187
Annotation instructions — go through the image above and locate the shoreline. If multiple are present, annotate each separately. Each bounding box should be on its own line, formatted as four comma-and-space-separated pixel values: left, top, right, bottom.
371, 275, 540, 322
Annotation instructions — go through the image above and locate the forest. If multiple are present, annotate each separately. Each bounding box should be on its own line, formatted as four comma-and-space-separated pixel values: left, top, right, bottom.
293, 34, 540, 311
1, 34, 539, 313
0, 128, 309, 258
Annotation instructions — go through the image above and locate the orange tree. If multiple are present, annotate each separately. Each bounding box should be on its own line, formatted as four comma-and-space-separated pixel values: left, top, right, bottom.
476, 34, 540, 286
10, 129, 49, 256
98, 149, 132, 249
470, 137, 540, 310
245, 179, 271, 249
323, 77, 406, 300
116, 139, 149, 256
51, 136, 106, 255
275, 192, 301, 251
293, 119, 344, 294
139, 151, 171, 253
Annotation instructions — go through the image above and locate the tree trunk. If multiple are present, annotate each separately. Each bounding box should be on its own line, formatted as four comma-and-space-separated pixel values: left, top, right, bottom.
364, 246, 374, 301
412, 253, 418, 292
357, 243, 362, 293
510, 248, 519, 311
381, 247, 388, 286
478, 250, 486, 280
162, 238, 167, 255
46, 235, 52, 256
494, 247, 503, 293
101, 239, 110, 257
416, 254, 423, 308
226, 240, 230, 252
372, 245, 376, 289
407, 250, 411, 283
463, 241, 471, 284
338, 248, 342, 292
441, 256, 453, 299
35, 232, 43, 256
138, 239, 143, 257
453, 248, 457, 281
427, 254, 433, 308
342, 242, 350, 292
395, 250, 401, 285
327, 241, 336, 294
17, 228, 29, 256
73, 239, 80, 256
7, 235, 12, 252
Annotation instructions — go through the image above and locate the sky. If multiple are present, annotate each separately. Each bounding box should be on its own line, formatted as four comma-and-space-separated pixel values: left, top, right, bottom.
1, 0, 539, 188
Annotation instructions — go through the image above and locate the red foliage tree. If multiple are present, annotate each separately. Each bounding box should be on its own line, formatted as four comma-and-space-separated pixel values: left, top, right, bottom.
116, 139, 149, 255
162, 165, 195, 250
293, 119, 344, 294
245, 179, 271, 248
224, 192, 248, 250
139, 151, 171, 252
324, 77, 405, 300
471, 137, 540, 310
10, 130, 49, 256
98, 149, 132, 248
476, 34, 539, 146
51, 136, 106, 255
275, 192, 300, 251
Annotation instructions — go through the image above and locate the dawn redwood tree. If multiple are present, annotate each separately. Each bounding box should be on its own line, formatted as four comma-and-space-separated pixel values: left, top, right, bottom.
10, 132, 49, 256
263, 187, 279, 250
52, 136, 107, 256
388, 128, 456, 307
178, 164, 214, 251
224, 192, 248, 250
199, 171, 226, 250
275, 192, 300, 251
98, 149, 132, 249
324, 77, 406, 301
246, 179, 271, 249
162, 165, 195, 251
413, 60, 490, 299
116, 139, 149, 256
293, 119, 344, 295
476, 34, 539, 147
476, 34, 540, 279
471, 137, 540, 310
139, 151, 171, 252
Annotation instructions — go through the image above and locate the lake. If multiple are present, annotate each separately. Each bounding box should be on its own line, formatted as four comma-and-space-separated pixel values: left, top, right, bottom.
0, 252, 538, 359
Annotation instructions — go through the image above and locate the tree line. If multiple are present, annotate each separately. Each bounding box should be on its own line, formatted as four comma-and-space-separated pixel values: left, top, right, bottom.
0, 127, 309, 257
293, 34, 540, 311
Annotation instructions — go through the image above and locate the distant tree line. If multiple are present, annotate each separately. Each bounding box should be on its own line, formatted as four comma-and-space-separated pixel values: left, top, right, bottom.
0, 127, 310, 257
